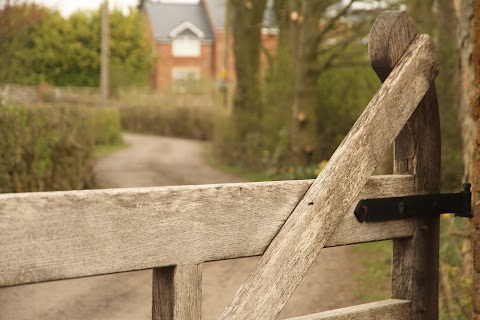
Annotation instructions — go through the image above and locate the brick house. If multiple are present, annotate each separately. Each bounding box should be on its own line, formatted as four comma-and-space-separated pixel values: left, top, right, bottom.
143, 0, 276, 91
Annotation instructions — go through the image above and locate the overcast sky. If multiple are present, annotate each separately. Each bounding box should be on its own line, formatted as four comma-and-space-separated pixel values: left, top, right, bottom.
30, 0, 199, 16
26, 0, 402, 17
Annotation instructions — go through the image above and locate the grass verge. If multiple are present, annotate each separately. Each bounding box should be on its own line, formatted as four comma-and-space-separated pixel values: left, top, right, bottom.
350, 241, 392, 302
206, 146, 271, 182
94, 141, 128, 158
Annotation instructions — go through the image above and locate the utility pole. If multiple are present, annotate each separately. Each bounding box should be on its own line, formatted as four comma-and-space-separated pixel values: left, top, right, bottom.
221, 0, 230, 108
101, 0, 109, 106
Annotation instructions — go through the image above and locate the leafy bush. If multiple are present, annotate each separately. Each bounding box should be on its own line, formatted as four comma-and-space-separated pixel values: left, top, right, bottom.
0, 4, 153, 88
0, 104, 122, 193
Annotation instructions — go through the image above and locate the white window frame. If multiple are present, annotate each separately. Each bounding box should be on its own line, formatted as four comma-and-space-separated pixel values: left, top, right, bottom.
172, 37, 201, 57
171, 67, 201, 93
172, 67, 201, 81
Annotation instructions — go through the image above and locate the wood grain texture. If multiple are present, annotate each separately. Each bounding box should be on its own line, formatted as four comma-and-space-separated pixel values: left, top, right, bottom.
369, 11, 419, 82
391, 87, 441, 320
0, 175, 415, 288
152, 264, 201, 320
369, 10, 441, 320
219, 33, 439, 320
286, 299, 411, 320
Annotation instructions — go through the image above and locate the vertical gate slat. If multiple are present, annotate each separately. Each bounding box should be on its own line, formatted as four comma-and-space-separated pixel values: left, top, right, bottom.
369, 11, 441, 320
152, 264, 202, 320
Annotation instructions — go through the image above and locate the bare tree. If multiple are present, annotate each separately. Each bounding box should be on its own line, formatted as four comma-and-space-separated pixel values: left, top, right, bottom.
101, 0, 109, 106
269, 0, 389, 164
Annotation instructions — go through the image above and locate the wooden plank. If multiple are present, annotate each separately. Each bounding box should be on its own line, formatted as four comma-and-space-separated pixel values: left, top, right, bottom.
152, 264, 202, 320
219, 30, 439, 319
286, 299, 411, 320
369, 11, 441, 320
0, 175, 414, 288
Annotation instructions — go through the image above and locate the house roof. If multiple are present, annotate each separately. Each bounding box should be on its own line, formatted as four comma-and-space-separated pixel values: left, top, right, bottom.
203, 0, 224, 28
204, 0, 277, 30
169, 21, 206, 38
144, 1, 215, 41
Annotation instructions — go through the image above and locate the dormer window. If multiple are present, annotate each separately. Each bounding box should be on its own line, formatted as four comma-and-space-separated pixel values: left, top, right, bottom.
170, 21, 205, 57
172, 37, 201, 57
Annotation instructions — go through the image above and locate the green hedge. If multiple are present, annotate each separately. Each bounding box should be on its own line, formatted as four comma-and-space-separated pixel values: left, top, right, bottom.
118, 104, 220, 141
0, 104, 122, 193
87, 107, 123, 146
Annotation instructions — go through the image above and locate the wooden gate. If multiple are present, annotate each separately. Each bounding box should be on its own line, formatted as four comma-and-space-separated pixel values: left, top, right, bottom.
0, 11, 442, 319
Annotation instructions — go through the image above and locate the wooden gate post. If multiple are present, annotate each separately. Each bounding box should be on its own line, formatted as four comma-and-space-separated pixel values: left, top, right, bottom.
369, 11, 441, 319
152, 265, 202, 320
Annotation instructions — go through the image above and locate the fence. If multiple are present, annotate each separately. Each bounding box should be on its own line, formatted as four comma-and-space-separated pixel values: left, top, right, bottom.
0, 83, 100, 105
0, 11, 443, 319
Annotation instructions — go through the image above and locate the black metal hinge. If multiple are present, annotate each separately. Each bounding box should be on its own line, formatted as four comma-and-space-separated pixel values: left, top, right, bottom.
354, 183, 473, 223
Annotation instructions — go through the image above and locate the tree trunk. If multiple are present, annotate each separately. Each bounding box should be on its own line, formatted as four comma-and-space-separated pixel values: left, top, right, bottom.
231, 0, 267, 118
290, 1, 326, 165
455, 0, 478, 318
230, 0, 267, 164
456, 0, 476, 185
265, 0, 295, 142
469, 1, 480, 318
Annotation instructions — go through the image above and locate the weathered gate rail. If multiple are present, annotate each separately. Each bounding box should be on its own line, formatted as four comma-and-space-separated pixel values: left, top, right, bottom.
0, 11, 441, 320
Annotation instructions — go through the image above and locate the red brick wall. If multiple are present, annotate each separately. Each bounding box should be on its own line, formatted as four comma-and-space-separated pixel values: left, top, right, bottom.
214, 30, 235, 83
260, 32, 278, 68
151, 31, 277, 89
153, 42, 215, 90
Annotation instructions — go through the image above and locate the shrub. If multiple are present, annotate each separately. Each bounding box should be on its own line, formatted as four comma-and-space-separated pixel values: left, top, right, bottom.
0, 104, 122, 193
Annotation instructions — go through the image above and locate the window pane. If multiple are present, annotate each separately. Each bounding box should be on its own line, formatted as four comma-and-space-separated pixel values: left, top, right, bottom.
171, 67, 201, 93
172, 38, 201, 57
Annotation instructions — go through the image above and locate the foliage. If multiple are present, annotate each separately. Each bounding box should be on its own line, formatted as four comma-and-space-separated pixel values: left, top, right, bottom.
315, 63, 380, 157
0, 104, 122, 193
352, 218, 473, 320
214, 59, 379, 175
0, 3, 49, 85
0, 3, 153, 88
0, 104, 92, 192
439, 217, 472, 319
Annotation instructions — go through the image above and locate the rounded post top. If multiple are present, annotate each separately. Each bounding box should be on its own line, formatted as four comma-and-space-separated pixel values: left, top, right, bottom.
369, 11, 419, 82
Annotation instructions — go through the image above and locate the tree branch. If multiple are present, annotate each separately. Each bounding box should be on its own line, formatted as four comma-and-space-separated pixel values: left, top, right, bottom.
311, 0, 357, 47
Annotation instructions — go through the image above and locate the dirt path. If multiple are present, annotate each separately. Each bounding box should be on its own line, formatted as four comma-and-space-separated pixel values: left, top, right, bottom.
0, 133, 362, 319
